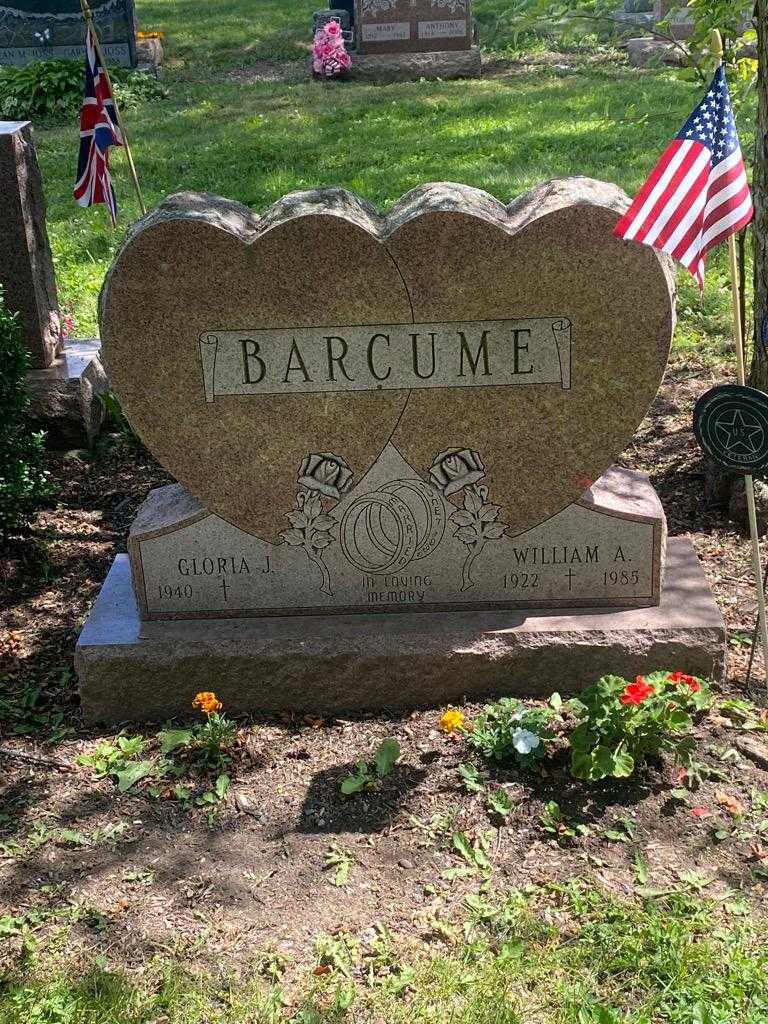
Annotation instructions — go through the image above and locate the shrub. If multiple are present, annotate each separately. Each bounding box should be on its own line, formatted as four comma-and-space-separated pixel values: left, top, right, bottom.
569, 671, 711, 781
0, 292, 50, 543
0, 59, 165, 125
469, 697, 557, 770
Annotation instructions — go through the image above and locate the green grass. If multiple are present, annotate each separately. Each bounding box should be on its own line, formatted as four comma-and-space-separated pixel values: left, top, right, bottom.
32, 0, 745, 354
2, 884, 767, 1023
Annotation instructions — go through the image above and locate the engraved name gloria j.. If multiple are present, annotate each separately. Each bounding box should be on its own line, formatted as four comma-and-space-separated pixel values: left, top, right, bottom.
198, 317, 572, 402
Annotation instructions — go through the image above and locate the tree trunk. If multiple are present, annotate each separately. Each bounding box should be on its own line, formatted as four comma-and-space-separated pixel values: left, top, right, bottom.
750, 0, 768, 389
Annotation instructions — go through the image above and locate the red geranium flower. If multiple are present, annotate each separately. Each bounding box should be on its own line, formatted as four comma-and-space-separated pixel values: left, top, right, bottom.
668, 671, 701, 692
620, 676, 655, 705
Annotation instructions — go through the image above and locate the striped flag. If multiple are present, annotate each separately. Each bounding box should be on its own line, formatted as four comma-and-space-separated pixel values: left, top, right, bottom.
73, 24, 123, 224
614, 65, 752, 289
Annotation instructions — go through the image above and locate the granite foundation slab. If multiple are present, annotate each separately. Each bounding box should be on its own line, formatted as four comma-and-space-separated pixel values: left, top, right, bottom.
26, 338, 108, 448
76, 538, 725, 724
347, 46, 481, 80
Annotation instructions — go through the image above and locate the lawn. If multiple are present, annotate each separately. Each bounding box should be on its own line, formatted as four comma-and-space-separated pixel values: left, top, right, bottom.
3, 885, 768, 1023
35, 0, 742, 355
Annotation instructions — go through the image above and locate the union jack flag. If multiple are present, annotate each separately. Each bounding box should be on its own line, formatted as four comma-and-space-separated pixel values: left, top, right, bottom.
614, 65, 753, 289
73, 25, 122, 224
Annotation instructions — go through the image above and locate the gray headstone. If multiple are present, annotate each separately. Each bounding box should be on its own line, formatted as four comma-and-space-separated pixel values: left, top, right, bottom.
355, 0, 472, 55
0, 120, 60, 369
0, 0, 137, 67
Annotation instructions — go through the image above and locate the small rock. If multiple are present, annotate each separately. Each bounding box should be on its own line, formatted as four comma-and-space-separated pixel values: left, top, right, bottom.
735, 734, 768, 771
233, 791, 262, 817
398, 858, 415, 869
625, 37, 686, 68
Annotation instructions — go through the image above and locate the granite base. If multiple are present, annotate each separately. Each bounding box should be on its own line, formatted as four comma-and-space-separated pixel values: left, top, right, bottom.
26, 338, 108, 448
346, 46, 481, 81
76, 539, 725, 724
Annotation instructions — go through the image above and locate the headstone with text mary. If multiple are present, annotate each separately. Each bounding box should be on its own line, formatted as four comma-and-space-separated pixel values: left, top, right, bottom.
76, 176, 726, 722
354, 0, 472, 54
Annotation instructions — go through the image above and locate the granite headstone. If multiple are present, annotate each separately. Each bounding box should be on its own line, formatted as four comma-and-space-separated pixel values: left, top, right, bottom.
0, 120, 60, 368
98, 177, 677, 618
354, 0, 472, 54
0, 0, 137, 67
77, 177, 728, 721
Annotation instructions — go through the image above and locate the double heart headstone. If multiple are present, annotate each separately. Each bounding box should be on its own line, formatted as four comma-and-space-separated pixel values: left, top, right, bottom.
100, 176, 675, 618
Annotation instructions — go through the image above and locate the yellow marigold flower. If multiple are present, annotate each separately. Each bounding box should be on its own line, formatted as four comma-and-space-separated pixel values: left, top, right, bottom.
440, 707, 466, 734
193, 691, 222, 714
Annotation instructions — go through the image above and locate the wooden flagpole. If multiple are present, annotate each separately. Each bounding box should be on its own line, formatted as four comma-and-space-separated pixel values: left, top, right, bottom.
79, 0, 146, 216
711, 28, 768, 686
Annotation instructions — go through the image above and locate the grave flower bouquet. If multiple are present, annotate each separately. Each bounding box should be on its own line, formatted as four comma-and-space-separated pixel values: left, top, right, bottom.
312, 18, 352, 78
569, 671, 711, 781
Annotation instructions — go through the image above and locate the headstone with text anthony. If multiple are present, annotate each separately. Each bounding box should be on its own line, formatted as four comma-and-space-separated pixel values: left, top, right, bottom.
75, 177, 726, 722
354, 0, 472, 54
0, 0, 137, 67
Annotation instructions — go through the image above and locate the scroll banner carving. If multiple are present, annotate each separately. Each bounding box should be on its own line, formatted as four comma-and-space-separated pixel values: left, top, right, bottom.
199, 317, 572, 403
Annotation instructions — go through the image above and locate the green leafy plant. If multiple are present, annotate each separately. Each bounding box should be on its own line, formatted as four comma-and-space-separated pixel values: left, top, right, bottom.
0, 59, 164, 124
340, 737, 400, 795
78, 693, 237, 805
443, 830, 494, 880
98, 391, 135, 436
77, 734, 149, 778
569, 671, 711, 782
0, 290, 50, 543
324, 843, 355, 886
486, 786, 515, 819
186, 691, 237, 766
717, 698, 768, 732
458, 762, 487, 794
541, 800, 590, 844
468, 697, 557, 769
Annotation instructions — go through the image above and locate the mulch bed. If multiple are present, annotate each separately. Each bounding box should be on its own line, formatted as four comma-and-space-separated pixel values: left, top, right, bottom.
2, 359, 768, 965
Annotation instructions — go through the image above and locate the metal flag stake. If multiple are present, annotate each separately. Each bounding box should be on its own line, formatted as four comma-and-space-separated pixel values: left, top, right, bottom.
711, 28, 768, 688
79, 0, 147, 217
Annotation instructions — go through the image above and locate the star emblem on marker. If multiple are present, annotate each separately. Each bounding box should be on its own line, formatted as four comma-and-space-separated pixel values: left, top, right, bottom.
714, 409, 765, 458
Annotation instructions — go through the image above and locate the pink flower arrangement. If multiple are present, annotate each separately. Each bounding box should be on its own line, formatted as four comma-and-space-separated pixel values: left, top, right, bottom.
313, 19, 351, 78
60, 304, 77, 340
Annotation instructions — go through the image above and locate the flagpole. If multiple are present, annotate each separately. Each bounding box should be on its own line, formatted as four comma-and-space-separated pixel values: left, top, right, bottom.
711, 28, 768, 688
79, 0, 146, 217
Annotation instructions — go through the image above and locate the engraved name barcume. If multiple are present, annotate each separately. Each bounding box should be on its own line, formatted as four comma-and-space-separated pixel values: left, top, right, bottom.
198, 317, 572, 401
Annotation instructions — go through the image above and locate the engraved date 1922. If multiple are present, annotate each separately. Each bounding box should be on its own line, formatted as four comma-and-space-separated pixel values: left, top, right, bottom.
503, 572, 539, 590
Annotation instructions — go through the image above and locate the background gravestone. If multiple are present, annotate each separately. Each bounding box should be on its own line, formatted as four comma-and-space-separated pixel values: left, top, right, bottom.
0, 0, 137, 67
0, 120, 60, 369
0, 120, 107, 444
355, 0, 472, 55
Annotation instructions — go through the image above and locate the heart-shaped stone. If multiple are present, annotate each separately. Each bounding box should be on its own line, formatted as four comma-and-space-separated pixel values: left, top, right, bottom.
100, 178, 674, 542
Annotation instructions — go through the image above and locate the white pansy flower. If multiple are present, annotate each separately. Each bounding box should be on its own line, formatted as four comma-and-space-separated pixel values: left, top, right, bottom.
510, 709, 526, 722
512, 728, 540, 755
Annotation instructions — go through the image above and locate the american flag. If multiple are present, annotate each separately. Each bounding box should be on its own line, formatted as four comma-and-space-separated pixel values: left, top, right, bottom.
614, 65, 752, 289
73, 24, 123, 224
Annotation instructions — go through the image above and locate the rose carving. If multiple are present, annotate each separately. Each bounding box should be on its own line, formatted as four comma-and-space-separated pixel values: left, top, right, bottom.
429, 448, 485, 497
283, 452, 354, 596
429, 448, 507, 591
298, 452, 353, 499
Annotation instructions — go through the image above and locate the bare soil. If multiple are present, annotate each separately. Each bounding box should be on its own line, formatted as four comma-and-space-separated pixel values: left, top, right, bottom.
2, 363, 768, 966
